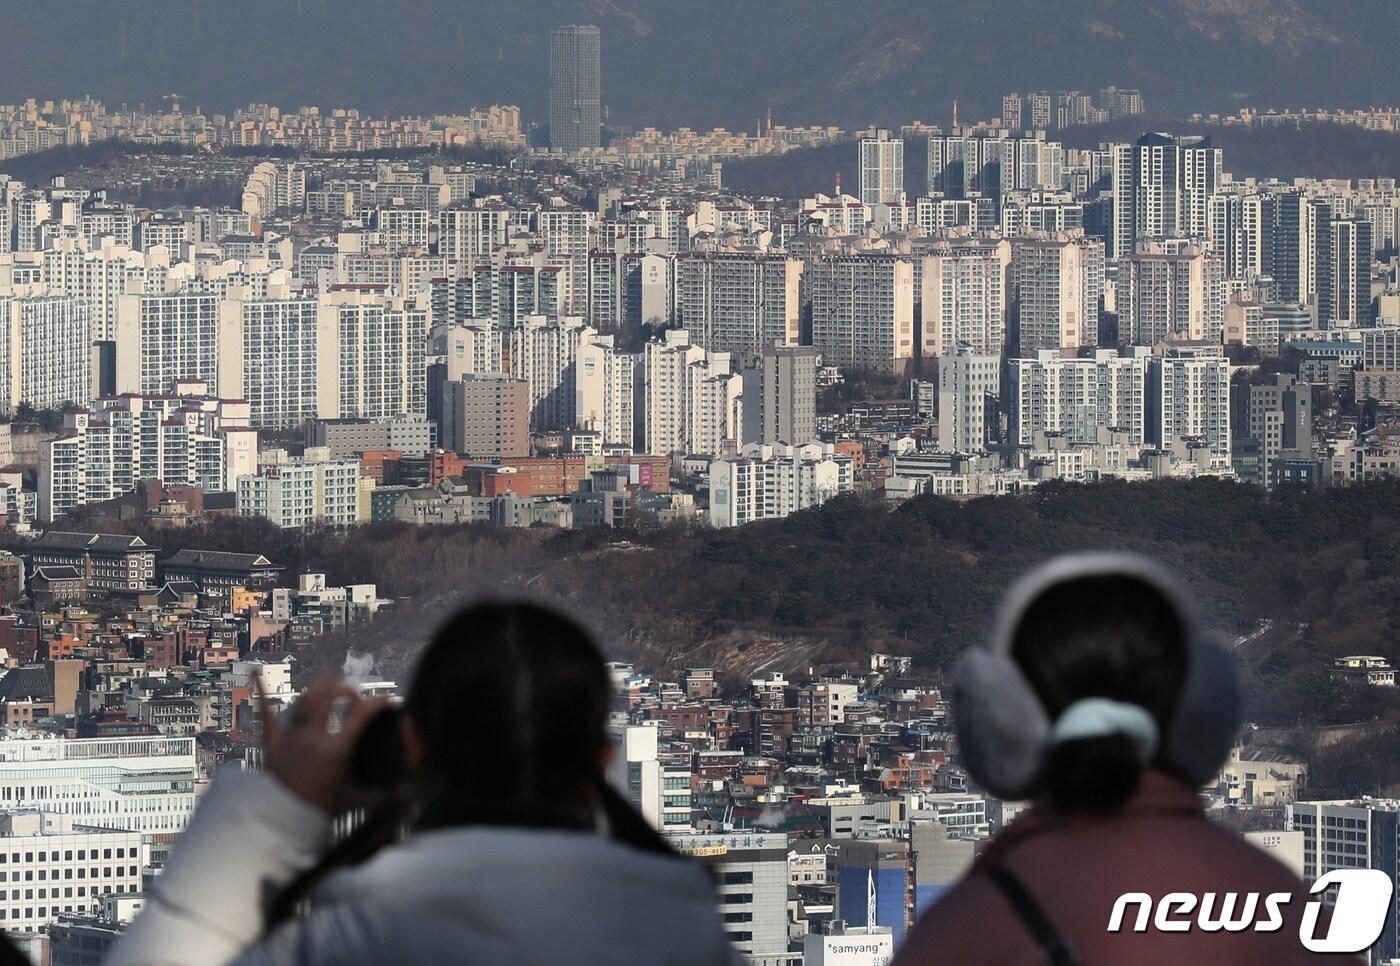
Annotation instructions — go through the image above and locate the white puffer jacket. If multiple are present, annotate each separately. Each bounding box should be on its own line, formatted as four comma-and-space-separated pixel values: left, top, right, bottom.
107, 765, 741, 965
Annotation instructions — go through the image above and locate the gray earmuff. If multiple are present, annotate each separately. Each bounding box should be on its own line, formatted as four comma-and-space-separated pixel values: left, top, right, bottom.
952, 552, 1241, 801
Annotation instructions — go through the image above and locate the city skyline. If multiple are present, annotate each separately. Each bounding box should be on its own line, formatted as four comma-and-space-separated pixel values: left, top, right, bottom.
0, 5, 1398, 963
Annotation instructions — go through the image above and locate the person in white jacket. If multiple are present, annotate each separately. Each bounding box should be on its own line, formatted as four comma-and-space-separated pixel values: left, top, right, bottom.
107, 602, 740, 966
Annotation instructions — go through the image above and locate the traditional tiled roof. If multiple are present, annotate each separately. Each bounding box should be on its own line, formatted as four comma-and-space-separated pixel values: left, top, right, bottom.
163, 550, 281, 573
32, 531, 151, 552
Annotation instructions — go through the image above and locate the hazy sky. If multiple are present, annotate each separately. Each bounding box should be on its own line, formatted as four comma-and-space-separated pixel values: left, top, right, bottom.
0, 0, 1394, 128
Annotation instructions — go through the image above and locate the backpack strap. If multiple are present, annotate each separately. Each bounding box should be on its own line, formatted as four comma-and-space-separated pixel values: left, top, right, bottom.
986, 864, 1083, 966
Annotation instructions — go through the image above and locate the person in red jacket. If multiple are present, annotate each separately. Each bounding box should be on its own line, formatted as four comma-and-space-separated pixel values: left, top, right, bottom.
895, 553, 1368, 966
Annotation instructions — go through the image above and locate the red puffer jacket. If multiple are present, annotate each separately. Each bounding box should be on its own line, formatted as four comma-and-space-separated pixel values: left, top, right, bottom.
895, 770, 1365, 966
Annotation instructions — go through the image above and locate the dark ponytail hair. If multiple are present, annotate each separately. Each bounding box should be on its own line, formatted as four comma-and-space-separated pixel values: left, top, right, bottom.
1010, 574, 1189, 812
266, 601, 675, 931
405, 601, 673, 856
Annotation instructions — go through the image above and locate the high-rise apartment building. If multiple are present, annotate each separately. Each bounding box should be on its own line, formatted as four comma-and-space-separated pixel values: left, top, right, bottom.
1207, 190, 1281, 282
859, 131, 904, 206
1240, 192, 1281, 279
1009, 236, 1104, 355
508, 316, 592, 430
1008, 349, 1148, 446
135, 213, 190, 255
489, 262, 566, 327
377, 204, 431, 252
928, 134, 1063, 202
0, 291, 91, 413
231, 296, 322, 429
1147, 348, 1231, 461
316, 288, 427, 422
13, 194, 52, 252
114, 291, 224, 397
1029, 93, 1053, 130
1273, 192, 1313, 305
938, 347, 1001, 454
537, 207, 594, 316
1118, 245, 1226, 345
549, 25, 602, 153
708, 444, 849, 528
1001, 94, 1025, 130
919, 239, 1011, 358
40, 239, 171, 342
1317, 216, 1374, 330
575, 334, 638, 448
1110, 134, 1222, 258
809, 254, 916, 375
643, 330, 740, 457
674, 252, 803, 357
39, 387, 257, 522
437, 203, 515, 263
240, 160, 306, 217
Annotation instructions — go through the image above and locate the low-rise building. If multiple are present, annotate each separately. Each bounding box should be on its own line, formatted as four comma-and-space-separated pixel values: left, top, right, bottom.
708, 443, 852, 529
0, 812, 146, 935
1330, 655, 1397, 687
26, 533, 157, 596
236, 448, 366, 529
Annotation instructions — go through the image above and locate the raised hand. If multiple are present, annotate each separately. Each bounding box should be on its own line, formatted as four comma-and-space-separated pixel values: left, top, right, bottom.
254, 672, 390, 815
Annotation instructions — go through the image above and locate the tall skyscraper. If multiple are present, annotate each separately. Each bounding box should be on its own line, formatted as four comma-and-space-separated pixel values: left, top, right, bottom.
1110, 133, 1222, 259
1317, 215, 1374, 330
549, 25, 602, 153
859, 131, 904, 206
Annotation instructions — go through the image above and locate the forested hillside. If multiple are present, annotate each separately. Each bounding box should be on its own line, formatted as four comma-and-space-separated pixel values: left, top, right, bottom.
36, 478, 1400, 736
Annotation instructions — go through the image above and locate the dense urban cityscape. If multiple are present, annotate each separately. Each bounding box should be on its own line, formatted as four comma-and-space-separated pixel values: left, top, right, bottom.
0, 11, 1397, 966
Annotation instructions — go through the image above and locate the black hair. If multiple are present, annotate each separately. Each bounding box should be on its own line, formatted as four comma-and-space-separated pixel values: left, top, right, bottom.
266, 601, 675, 931
405, 601, 675, 851
1010, 573, 1190, 813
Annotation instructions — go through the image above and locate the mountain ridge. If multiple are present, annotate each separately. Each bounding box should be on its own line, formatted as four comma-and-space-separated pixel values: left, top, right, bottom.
0, 1, 1395, 130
